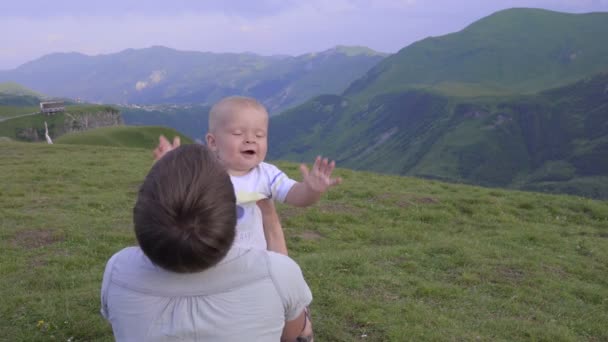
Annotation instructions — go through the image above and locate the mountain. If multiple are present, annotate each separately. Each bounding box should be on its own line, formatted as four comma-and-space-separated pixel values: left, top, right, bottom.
0, 45, 385, 114
119, 104, 211, 142
266, 8, 608, 199
269, 70, 608, 198
258, 46, 387, 113
345, 8, 608, 99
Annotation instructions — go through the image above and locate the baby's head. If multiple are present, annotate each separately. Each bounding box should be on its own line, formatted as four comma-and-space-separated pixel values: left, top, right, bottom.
206, 96, 269, 176
134, 144, 237, 273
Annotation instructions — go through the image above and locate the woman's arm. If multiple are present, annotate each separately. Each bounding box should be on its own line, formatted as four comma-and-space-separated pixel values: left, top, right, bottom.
257, 199, 288, 255
282, 308, 314, 342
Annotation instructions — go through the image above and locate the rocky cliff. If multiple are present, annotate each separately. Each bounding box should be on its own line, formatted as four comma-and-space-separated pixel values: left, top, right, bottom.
63, 110, 123, 133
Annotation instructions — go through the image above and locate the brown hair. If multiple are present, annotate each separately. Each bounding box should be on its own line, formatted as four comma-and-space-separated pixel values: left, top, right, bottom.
208, 96, 268, 132
133, 144, 236, 273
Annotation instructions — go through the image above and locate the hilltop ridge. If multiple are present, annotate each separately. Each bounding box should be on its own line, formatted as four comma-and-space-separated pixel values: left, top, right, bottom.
345, 8, 608, 98
0, 45, 384, 113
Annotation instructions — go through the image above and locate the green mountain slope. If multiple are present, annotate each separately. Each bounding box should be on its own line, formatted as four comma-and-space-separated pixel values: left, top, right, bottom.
55, 125, 193, 149
0, 82, 43, 97
0, 46, 385, 113
269, 72, 608, 199
0, 102, 39, 119
0, 84, 42, 118
345, 8, 608, 99
0, 93, 39, 109
268, 8, 608, 199
119, 104, 211, 142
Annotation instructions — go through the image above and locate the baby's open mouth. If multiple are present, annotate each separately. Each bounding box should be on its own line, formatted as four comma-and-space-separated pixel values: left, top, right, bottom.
242, 150, 256, 155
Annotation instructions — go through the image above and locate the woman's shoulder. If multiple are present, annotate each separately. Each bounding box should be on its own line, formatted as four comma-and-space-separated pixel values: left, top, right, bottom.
105, 246, 150, 271
264, 252, 309, 289
265, 251, 301, 272
264, 252, 313, 314
104, 246, 144, 270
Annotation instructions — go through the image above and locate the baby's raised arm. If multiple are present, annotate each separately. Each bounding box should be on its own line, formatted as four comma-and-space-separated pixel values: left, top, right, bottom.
284, 156, 342, 207
153, 135, 181, 161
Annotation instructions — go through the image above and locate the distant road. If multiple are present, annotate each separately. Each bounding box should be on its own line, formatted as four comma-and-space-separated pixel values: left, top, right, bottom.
0, 112, 39, 122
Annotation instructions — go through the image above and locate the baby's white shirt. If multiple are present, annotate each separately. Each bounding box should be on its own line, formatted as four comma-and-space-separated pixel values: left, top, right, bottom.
230, 162, 296, 250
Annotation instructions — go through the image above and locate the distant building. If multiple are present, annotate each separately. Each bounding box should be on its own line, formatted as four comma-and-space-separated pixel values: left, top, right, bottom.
40, 101, 65, 115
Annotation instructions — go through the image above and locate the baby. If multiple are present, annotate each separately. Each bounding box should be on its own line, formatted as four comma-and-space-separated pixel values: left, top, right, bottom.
155, 96, 341, 253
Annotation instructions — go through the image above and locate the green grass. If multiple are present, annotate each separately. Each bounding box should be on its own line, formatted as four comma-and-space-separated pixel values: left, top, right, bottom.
0, 82, 43, 97
1, 142, 607, 341
0, 88, 41, 117
0, 105, 39, 118
56, 126, 194, 149
0, 112, 66, 140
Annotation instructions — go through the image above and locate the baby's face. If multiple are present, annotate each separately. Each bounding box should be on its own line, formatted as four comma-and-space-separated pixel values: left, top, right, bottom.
207, 106, 268, 176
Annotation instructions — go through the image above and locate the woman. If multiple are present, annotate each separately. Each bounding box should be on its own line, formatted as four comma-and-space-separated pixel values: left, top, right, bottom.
101, 144, 313, 341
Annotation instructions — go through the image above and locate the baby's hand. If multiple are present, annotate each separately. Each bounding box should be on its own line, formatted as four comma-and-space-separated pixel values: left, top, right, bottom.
153, 135, 181, 161
300, 156, 342, 193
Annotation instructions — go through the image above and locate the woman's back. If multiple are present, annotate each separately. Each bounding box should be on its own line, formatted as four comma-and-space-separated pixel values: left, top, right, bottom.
101, 246, 311, 341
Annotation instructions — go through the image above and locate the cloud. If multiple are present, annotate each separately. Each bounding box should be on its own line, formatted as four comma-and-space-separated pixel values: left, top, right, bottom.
553, 0, 608, 11
238, 25, 254, 33
149, 70, 165, 83
0, 0, 298, 18
1, 0, 607, 69
45, 34, 64, 44
308, 0, 358, 13
135, 81, 147, 91
135, 70, 166, 91
362, 0, 417, 10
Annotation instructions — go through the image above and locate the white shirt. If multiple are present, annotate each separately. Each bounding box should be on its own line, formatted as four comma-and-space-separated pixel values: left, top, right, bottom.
230, 162, 296, 250
101, 246, 312, 341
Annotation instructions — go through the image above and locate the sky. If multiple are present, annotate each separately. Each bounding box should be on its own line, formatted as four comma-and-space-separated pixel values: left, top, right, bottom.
1, 0, 607, 70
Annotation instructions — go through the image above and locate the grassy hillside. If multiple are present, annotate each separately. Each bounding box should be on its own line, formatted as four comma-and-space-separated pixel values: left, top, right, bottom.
0, 81, 43, 97
345, 8, 608, 99
56, 125, 193, 149
0, 105, 121, 141
270, 72, 608, 199
0, 111, 66, 139
0, 87, 41, 118
1, 142, 607, 341
0, 104, 39, 119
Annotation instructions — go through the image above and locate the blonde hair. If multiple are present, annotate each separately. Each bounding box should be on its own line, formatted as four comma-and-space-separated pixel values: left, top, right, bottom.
208, 96, 267, 132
